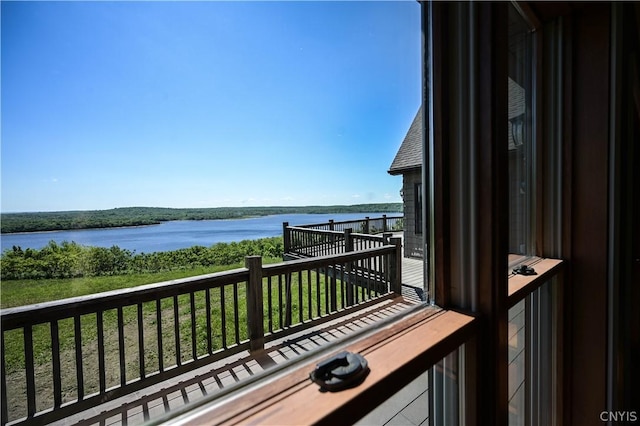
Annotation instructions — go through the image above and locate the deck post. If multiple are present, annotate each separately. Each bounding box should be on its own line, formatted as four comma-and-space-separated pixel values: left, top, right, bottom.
390, 237, 403, 295
382, 214, 388, 232
245, 256, 264, 352
383, 232, 392, 245
329, 219, 334, 231
344, 228, 354, 252
282, 222, 290, 256
364, 217, 370, 234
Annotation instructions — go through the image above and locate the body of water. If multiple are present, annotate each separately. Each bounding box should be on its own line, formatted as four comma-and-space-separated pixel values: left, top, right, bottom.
0, 213, 398, 253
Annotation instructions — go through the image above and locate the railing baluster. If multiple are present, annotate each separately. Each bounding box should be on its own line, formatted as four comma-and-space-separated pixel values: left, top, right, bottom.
324, 267, 330, 315
284, 273, 292, 327
137, 303, 146, 377
220, 286, 227, 348
233, 283, 240, 345
190, 293, 197, 360
340, 261, 346, 308
307, 269, 312, 320
97, 311, 106, 393
117, 307, 126, 386
366, 257, 372, 301
376, 254, 381, 296
368, 257, 373, 298
378, 255, 384, 293
364, 256, 370, 299
278, 274, 283, 329
173, 297, 180, 366
315, 268, 321, 318
206, 289, 212, 354
24, 326, 36, 417
304, 231, 308, 256
330, 264, 337, 312
51, 320, 62, 408
346, 259, 353, 307
156, 299, 164, 372
74, 315, 84, 401
267, 276, 273, 333
297, 271, 303, 323
356, 260, 361, 304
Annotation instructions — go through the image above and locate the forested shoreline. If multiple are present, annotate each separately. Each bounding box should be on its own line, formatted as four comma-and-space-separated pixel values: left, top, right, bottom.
0, 204, 402, 234
1, 237, 284, 281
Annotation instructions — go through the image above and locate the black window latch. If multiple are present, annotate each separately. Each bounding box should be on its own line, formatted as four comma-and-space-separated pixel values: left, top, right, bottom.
309, 351, 369, 392
513, 264, 537, 276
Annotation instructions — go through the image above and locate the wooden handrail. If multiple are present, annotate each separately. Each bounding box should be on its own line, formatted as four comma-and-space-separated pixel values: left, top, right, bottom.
266, 245, 394, 274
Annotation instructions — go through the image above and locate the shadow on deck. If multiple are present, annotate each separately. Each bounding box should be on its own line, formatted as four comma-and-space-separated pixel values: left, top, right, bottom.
54, 298, 420, 426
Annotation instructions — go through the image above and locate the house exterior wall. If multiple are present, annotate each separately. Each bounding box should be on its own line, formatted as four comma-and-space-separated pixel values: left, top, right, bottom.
402, 169, 423, 259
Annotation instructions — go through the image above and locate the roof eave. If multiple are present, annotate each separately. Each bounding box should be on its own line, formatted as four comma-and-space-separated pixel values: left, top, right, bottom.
387, 165, 422, 176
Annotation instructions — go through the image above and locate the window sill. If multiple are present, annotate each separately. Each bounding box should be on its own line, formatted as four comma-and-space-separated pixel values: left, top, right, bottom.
167, 308, 477, 425
508, 257, 564, 308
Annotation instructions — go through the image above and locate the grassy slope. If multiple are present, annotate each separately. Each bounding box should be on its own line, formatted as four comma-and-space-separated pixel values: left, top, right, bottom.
0, 261, 289, 309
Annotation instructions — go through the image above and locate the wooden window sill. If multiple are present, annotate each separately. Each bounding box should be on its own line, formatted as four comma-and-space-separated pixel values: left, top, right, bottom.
508, 257, 564, 308
167, 308, 477, 426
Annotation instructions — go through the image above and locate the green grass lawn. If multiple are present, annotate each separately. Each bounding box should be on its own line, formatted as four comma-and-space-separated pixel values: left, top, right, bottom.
0, 262, 257, 309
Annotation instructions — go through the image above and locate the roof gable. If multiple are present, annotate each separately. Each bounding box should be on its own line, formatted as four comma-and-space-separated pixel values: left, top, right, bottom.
388, 105, 423, 175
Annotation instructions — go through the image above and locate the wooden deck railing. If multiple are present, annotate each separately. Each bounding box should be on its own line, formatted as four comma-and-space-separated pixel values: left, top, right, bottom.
283, 225, 399, 259
0, 243, 401, 426
293, 214, 403, 234
282, 215, 403, 259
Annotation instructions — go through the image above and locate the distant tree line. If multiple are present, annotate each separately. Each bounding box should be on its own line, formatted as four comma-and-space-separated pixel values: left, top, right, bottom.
1, 237, 284, 280
0, 204, 402, 234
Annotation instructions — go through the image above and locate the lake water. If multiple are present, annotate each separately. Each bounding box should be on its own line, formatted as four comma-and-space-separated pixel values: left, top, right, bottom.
0, 213, 396, 253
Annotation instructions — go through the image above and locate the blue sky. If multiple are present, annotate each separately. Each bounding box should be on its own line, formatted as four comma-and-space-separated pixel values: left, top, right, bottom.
1, 1, 421, 213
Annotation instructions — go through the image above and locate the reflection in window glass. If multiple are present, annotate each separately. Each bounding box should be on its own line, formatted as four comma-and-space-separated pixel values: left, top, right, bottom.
508, 299, 526, 425
508, 278, 558, 426
508, 6, 534, 259
355, 347, 462, 425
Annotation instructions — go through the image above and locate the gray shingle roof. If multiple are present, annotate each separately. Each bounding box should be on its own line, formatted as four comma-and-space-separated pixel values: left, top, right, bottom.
388, 105, 423, 175
388, 78, 526, 175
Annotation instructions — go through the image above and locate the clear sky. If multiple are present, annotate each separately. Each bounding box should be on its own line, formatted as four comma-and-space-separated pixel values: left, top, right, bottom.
1, 1, 421, 213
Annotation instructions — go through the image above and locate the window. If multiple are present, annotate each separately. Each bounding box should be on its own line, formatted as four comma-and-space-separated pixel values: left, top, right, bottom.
506, 4, 565, 426
152, 4, 571, 425
508, 4, 535, 262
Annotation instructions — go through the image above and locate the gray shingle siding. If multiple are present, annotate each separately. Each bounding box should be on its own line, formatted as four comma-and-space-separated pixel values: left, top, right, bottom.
402, 170, 423, 259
